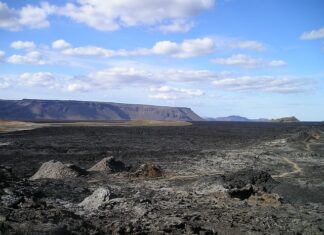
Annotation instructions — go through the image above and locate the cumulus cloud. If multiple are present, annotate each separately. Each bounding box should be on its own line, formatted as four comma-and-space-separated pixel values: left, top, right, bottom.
300, 27, 324, 40
83, 67, 163, 88
0, 1, 49, 31
212, 76, 312, 93
18, 4, 49, 29
62, 66, 220, 92
52, 39, 71, 50
211, 54, 286, 68
0, 0, 214, 32
52, 0, 214, 31
54, 37, 215, 58
158, 20, 194, 33
152, 37, 214, 58
229, 40, 266, 51
19, 72, 58, 88
11, 41, 36, 51
150, 86, 204, 100
7, 51, 49, 65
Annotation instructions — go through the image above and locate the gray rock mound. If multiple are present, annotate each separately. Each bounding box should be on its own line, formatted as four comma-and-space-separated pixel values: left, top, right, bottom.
88, 157, 126, 173
30, 160, 87, 180
78, 187, 112, 210
132, 164, 163, 178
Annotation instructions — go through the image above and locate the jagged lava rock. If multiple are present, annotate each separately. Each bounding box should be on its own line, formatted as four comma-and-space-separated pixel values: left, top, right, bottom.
132, 164, 163, 177
222, 169, 278, 192
30, 160, 87, 180
88, 157, 126, 172
0, 165, 17, 187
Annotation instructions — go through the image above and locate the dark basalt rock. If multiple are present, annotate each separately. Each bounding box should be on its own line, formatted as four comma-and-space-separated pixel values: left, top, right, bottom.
0, 166, 18, 187
222, 169, 279, 193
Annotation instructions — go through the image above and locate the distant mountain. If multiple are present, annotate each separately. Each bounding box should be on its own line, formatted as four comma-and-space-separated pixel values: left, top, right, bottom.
205, 115, 251, 122
0, 99, 203, 122
271, 116, 300, 123
205, 115, 300, 123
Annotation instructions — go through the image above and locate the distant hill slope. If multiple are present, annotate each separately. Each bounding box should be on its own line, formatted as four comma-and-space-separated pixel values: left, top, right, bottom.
271, 116, 300, 123
0, 99, 203, 121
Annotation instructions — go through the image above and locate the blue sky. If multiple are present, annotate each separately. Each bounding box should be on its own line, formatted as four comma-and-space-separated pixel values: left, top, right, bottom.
0, 0, 324, 121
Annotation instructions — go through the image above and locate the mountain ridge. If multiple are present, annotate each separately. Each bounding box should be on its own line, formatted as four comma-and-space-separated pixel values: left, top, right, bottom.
205, 115, 300, 122
0, 99, 203, 121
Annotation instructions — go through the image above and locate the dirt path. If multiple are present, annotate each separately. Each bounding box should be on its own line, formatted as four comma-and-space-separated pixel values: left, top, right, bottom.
273, 156, 302, 178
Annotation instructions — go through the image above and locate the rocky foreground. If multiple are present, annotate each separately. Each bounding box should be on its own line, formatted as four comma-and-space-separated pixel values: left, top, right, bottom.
0, 122, 324, 234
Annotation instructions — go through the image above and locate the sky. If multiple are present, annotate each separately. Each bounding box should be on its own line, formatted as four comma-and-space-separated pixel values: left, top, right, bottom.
0, 0, 324, 121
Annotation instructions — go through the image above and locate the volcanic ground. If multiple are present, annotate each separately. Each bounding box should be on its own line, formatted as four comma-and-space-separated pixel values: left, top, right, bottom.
0, 121, 324, 234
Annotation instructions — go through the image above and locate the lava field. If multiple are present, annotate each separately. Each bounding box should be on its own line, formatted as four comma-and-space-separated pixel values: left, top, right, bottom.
1, 121, 324, 234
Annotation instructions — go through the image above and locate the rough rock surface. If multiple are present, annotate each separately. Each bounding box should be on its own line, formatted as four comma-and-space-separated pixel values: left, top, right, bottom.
132, 164, 163, 177
0, 166, 17, 188
78, 187, 112, 210
88, 157, 126, 172
223, 168, 278, 192
30, 160, 87, 180
288, 128, 321, 142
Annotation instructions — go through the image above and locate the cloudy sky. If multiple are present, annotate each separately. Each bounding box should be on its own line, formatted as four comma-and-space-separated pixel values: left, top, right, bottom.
0, 0, 324, 121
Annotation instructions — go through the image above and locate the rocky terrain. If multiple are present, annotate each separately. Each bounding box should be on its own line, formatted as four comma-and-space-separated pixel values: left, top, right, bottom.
0, 99, 202, 121
0, 122, 324, 234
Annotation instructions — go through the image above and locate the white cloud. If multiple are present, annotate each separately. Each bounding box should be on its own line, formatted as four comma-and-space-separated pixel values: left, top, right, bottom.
0, 50, 5, 62
0, 2, 20, 31
158, 20, 194, 33
52, 39, 71, 50
150, 86, 204, 100
212, 76, 312, 93
65, 83, 91, 92
52, 0, 214, 31
229, 40, 266, 51
1, 0, 212, 32
152, 37, 214, 58
83, 67, 163, 88
19, 72, 58, 88
300, 27, 324, 40
7, 51, 49, 65
0, 76, 10, 89
11, 41, 36, 51
55, 37, 214, 58
0, 2, 49, 31
211, 54, 286, 68
18, 4, 49, 29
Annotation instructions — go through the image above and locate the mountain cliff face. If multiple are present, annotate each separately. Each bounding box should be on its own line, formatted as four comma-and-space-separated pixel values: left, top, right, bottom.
0, 99, 203, 121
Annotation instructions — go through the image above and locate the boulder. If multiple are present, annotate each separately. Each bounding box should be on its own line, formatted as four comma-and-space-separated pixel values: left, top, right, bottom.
78, 187, 112, 210
30, 160, 87, 180
222, 169, 279, 200
222, 169, 278, 192
88, 157, 126, 173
